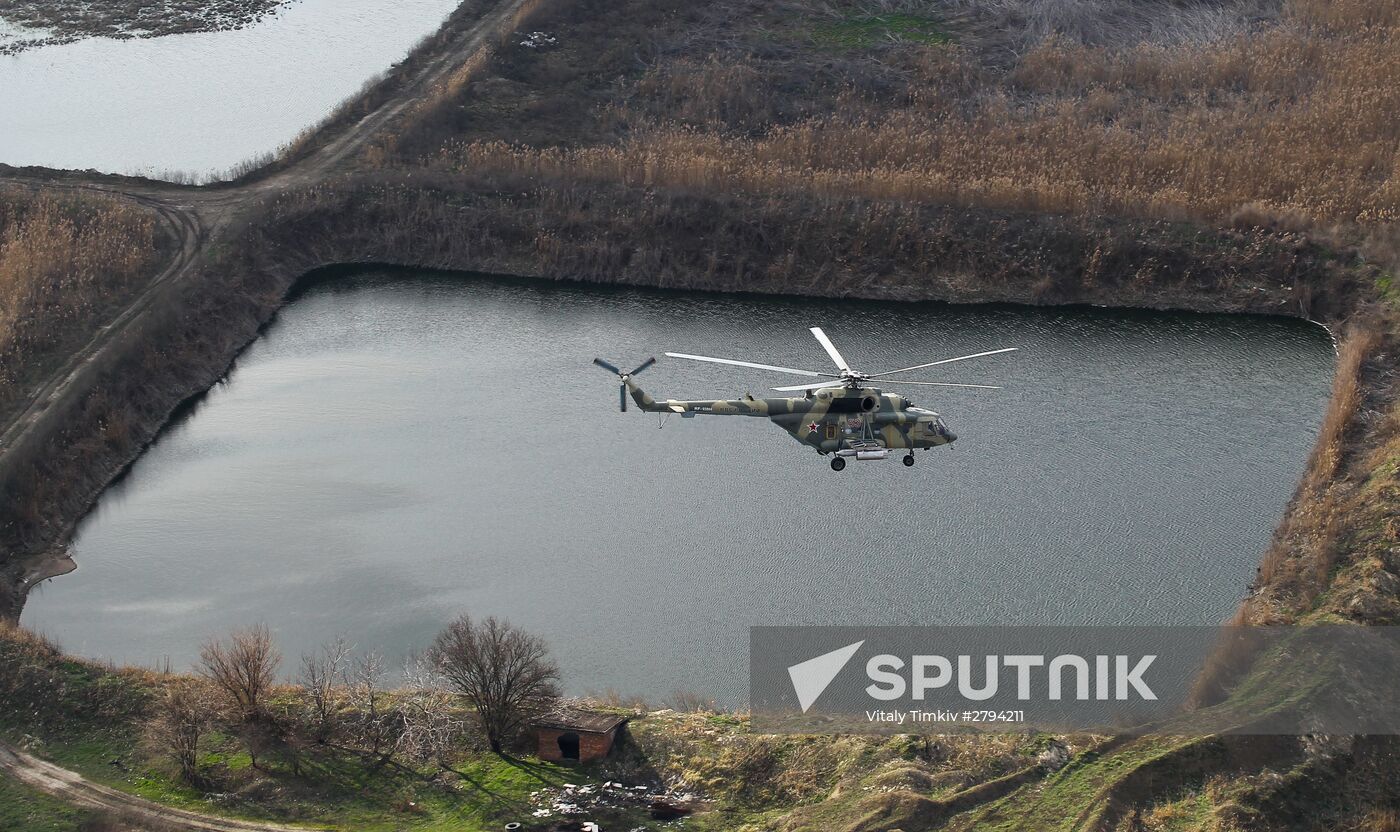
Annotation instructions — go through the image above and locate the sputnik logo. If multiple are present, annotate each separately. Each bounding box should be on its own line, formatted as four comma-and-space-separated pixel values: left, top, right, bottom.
788, 641, 864, 713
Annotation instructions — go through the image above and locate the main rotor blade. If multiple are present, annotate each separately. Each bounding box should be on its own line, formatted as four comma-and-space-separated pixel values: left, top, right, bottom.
770, 379, 1004, 391
629, 357, 657, 376
810, 327, 851, 372
593, 357, 622, 375
771, 380, 848, 392
877, 379, 1003, 389
665, 352, 836, 378
870, 348, 1019, 378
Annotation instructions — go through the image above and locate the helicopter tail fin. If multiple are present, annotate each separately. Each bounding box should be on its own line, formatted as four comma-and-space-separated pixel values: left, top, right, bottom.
592, 357, 659, 413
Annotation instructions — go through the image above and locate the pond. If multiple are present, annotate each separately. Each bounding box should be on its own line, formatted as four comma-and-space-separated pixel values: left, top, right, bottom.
0, 0, 459, 179
22, 272, 1335, 702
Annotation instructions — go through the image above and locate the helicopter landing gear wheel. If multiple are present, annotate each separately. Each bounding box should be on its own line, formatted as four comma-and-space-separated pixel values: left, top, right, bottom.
903, 454, 916, 467
830, 457, 846, 472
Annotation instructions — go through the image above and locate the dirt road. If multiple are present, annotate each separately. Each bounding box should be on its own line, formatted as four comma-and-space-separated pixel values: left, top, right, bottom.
0, 742, 326, 830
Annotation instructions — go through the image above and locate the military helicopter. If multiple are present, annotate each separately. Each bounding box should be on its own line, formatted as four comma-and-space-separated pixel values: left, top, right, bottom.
594, 327, 1016, 471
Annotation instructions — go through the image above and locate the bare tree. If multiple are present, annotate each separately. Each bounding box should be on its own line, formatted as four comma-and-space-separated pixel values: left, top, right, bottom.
198, 624, 281, 721
431, 615, 559, 753
143, 680, 213, 785
345, 650, 395, 763
299, 635, 351, 743
198, 624, 283, 770
398, 653, 465, 765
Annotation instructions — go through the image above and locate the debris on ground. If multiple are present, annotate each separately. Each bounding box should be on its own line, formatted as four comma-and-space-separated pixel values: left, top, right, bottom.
518, 31, 557, 48
1038, 739, 1071, 770
527, 779, 699, 827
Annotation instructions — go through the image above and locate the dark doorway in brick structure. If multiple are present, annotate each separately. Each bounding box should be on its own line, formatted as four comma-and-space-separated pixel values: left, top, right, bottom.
534, 708, 630, 763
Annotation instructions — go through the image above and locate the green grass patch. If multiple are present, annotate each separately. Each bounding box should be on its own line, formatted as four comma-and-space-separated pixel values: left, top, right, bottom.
0, 776, 94, 832
1143, 787, 1214, 831
811, 13, 950, 48
1378, 271, 1399, 307
22, 728, 648, 832
953, 736, 1194, 832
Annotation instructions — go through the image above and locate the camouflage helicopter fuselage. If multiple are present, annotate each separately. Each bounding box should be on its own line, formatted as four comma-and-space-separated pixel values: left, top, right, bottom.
624, 379, 956, 454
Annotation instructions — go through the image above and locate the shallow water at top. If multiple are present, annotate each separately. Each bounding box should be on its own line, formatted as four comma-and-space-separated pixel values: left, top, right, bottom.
0, 0, 459, 178
22, 273, 1335, 702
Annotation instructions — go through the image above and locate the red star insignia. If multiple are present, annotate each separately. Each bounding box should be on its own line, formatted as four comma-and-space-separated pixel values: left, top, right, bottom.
808, 421, 821, 433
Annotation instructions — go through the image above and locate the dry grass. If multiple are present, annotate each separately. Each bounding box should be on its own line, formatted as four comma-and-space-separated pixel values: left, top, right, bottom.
0, 187, 158, 413
941, 0, 1280, 49
0, 619, 156, 732
371, 0, 552, 163
616, 711, 1034, 811
1358, 809, 1400, 832
1245, 326, 1381, 622
425, 0, 1400, 228
1189, 317, 1394, 701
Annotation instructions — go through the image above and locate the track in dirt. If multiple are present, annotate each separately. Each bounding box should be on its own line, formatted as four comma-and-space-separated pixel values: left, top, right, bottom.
0, 742, 324, 831
0, 0, 531, 519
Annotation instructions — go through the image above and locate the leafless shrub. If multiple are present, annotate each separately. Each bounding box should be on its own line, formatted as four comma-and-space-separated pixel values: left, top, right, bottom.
197, 624, 280, 721
587, 688, 650, 710
431, 614, 559, 753
145, 168, 201, 186
299, 635, 351, 743
219, 151, 278, 183
664, 690, 717, 713
142, 679, 214, 785
345, 650, 396, 763
396, 653, 465, 765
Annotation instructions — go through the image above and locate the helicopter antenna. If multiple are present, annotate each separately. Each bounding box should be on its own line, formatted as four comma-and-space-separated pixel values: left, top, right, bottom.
593, 357, 656, 412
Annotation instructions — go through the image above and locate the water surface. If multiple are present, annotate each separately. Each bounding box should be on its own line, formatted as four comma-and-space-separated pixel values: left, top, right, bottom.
23, 273, 1335, 701
0, 0, 459, 178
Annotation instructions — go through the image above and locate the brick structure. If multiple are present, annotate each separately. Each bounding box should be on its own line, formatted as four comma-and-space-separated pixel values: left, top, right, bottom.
533, 708, 629, 763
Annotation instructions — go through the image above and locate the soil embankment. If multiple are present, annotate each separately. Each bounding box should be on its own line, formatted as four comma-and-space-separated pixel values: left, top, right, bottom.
0, 0, 1397, 826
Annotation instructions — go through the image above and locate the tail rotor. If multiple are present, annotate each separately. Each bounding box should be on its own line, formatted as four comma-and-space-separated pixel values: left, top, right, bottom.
593, 357, 656, 412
